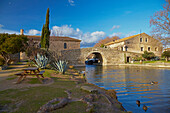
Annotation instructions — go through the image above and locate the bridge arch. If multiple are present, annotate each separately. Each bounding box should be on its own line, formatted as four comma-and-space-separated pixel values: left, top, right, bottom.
86, 51, 107, 65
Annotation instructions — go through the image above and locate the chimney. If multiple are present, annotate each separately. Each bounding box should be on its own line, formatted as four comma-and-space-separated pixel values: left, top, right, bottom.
20, 29, 24, 35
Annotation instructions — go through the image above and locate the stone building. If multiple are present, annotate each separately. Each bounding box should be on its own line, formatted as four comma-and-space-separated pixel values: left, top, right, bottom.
105, 33, 163, 57
20, 29, 81, 60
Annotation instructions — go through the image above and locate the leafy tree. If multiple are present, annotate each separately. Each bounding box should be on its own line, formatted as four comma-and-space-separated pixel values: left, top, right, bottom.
100, 44, 105, 48
41, 8, 50, 48
0, 33, 28, 65
94, 36, 120, 47
150, 0, 170, 47
162, 51, 170, 61
142, 51, 156, 60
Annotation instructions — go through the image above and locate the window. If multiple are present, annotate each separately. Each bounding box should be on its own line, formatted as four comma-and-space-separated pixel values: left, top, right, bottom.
155, 47, 158, 51
121, 47, 123, 51
140, 38, 142, 42
145, 38, 148, 42
125, 46, 128, 51
141, 47, 143, 51
148, 47, 150, 51
64, 43, 67, 49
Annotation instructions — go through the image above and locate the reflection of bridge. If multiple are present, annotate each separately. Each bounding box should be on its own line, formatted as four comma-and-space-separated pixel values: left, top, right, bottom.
61, 47, 141, 66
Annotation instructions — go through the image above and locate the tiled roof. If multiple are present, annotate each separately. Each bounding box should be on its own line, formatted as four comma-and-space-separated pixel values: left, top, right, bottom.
105, 33, 147, 45
26, 35, 81, 42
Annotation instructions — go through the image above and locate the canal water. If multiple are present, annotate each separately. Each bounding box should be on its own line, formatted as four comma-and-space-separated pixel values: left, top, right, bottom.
76, 65, 170, 113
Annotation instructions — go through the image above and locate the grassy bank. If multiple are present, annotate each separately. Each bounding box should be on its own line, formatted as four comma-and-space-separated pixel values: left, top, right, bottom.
133, 60, 170, 64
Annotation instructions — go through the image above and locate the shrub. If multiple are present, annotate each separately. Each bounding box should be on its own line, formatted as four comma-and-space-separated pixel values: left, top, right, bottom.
34, 53, 48, 69
162, 51, 170, 61
142, 51, 155, 60
133, 56, 142, 61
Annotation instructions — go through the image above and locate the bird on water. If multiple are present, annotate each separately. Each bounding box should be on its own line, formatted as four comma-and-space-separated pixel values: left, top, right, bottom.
136, 100, 140, 107
143, 105, 148, 112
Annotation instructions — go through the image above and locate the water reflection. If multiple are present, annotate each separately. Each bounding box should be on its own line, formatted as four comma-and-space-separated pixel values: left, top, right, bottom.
77, 65, 170, 113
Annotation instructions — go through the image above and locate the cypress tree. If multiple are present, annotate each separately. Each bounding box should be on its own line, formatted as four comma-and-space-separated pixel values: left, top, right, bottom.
45, 8, 50, 48
41, 8, 50, 48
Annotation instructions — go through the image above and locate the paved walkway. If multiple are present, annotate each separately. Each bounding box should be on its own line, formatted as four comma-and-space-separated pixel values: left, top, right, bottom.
0, 61, 27, 81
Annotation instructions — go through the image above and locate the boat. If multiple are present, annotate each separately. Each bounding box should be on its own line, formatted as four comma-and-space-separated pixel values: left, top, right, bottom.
85, 58, 99, 65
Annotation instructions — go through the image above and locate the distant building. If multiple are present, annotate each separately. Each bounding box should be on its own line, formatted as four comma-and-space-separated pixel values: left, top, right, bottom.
20, 29, 81, 60
105, 33, 163, 56
164, 48, 170, 51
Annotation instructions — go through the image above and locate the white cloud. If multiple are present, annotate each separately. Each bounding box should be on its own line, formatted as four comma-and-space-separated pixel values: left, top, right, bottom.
125, 31, 136, 37
27, 29, 41, 35
109, 31, 136, 38
51, 25, 106, 44
68, 0, 75, 6
0, 24, 4, 28
109, 32, 123, 37
110, 25, 120, 31
0, 28, 19, 34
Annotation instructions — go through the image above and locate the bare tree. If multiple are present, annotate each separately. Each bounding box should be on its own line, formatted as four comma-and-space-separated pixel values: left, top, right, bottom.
150, 0, 170, 47
94, 36, 120, 47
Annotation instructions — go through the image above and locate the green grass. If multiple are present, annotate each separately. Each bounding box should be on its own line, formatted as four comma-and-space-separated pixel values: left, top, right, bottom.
0, 76, 89, 113
27, 78, 42, 84
16, 62, 23, 65
41, 69, 57, 77
6, 76, 17, 80
134, 60, 170, 64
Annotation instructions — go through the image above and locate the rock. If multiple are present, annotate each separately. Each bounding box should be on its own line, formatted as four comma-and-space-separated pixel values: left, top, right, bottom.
81, 86, 98, 93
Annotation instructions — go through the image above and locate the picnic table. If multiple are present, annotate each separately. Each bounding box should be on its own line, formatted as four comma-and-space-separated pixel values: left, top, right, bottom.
15, 67, 45, 84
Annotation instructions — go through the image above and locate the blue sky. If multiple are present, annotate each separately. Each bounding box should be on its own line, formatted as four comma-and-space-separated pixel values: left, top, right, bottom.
0, 0, 166, 47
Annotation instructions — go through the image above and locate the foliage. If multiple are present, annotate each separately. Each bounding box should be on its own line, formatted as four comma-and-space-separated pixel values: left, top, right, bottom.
25, 39, 40, 61
34, 53, 48, 69
150, 0, 170, 47
142, 51, 156, 60
52, 60, 68, 74
100, 44, 105, 48
162, 50, 170, 61
41, 8, 50, 48
0, 57, 5, 66
94, 36, 120, 47
133, 56, 142, 61
0, 33, 28, 65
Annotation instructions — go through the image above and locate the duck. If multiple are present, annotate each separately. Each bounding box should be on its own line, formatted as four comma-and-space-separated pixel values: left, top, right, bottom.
151, 81, 158, 85
143, 105, 148, 112
136, 100, 140, 107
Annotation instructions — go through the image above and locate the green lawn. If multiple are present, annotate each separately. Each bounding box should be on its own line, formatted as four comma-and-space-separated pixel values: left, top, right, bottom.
134, 60, 170, 64
0, 77, 88, 113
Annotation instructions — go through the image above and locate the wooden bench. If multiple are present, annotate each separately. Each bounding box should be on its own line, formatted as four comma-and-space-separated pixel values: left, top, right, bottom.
14, 70, 45, 84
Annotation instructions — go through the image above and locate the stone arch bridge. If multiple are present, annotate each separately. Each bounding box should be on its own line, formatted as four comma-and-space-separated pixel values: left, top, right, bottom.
61, 48, 141, 66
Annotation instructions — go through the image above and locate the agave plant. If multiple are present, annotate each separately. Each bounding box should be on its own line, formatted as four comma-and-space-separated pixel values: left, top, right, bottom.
34, 53, 48, 69
53, 60, 68, 74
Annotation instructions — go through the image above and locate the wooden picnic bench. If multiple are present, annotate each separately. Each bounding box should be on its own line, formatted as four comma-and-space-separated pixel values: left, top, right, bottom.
15, 67, 45, 84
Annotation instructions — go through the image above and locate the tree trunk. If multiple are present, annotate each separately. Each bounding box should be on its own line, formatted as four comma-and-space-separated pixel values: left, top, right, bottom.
1, 52, 10, 66
165, 57, 168, 62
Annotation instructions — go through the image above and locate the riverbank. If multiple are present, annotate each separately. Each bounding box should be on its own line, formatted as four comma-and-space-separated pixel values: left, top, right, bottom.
0, 66, 127, 113
74, 62, 170, 69
119, 62, 170, 68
